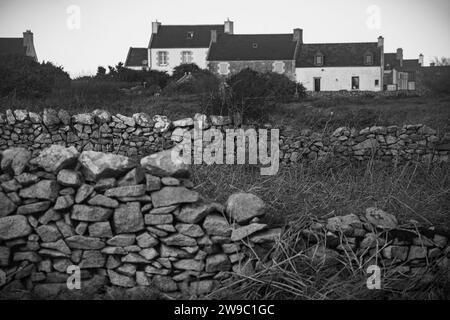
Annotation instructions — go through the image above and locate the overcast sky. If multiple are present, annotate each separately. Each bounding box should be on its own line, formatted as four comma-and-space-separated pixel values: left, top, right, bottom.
1, 0, 449, 77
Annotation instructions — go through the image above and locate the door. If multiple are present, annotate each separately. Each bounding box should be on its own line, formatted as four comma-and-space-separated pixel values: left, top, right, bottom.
314, 78, 321, 92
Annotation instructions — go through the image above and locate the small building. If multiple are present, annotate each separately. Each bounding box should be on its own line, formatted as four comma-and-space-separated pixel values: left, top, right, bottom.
295, 36, 384, 92
0, 30, 37, 61
384, 48, 423, 91
207, 29, 301, 80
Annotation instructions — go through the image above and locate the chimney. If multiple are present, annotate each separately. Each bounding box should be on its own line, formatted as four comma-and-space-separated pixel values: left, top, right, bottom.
224, 18, 234, 34
210, 30, 217, 43
396, 48, 403, 66
152, 21, 161, 34
293, 28, 303, 43
377, 36, 384, 48
22, 30, 37, 61
419, 53, 424, 66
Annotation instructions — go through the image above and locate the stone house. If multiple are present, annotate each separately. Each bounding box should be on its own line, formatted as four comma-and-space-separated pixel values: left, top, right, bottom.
0, 30, 37, 61
207, 29, 302, 81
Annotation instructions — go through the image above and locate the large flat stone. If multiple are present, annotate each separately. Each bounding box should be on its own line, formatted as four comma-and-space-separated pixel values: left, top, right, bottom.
65, 235, 105, 249
226, 193, 266, 224
151, 186, 199, 208
79, 151, 136, 181
71, 204, 113, 222
0, 215, 32, 240
1, 147, 31, 175
19, 180, 60, 201
104, 185, 146, 198
113, 202, 144, 234
30, 145, 79, 173
140, 148, 190, 177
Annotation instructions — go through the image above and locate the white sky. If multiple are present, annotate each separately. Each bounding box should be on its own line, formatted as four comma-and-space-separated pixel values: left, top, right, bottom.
1, 0, 449, 77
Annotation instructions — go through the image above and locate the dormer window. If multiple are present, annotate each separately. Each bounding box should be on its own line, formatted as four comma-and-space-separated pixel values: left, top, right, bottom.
314, 53, 324, 66
187, 31, 194, 39
365, 53, 373, 65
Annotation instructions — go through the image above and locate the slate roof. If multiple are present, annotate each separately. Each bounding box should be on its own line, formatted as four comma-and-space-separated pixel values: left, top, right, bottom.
384, 53, 401, 69
208, 34, 298, 61
0, 38, 26, 56
402, 59, 420, 71
125, 47, 148, 67
296, 42, 381, 67
150, 25, 224, 48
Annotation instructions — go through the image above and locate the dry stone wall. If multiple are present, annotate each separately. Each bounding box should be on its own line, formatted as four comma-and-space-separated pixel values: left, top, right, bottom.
0, 145, 281, 298
0, 109, 449, 165
0, 145, 448, 299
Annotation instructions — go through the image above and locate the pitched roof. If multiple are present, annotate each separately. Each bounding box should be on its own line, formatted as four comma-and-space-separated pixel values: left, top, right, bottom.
208, 34, 297, 61
296, 42, 381, 67
384, 53, 401, 69
125, 47, 148, 67
402, 59, 420, 71
150, 25, 224, 48
0, 38, 26, 56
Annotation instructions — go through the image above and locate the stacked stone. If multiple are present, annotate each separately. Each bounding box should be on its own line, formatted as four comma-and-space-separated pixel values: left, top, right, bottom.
0, 109, 176, 158
0, 145, 280, 298
298, 208, 449, 275
280, 124, 449, 164
1, 109, 449, 164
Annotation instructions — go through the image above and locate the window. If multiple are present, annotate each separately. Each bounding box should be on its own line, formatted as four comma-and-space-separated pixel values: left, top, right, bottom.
272, 61, 285, 74
157, 51, 168, 66
365, 53, 373, 65
375, 79, 379, 86
187, 31, 194, 39
351, 76, 360, 90
181, 51, 193, 64
218, 62, 230, 75
314, 53, 324, 66
252, 43, 258, 49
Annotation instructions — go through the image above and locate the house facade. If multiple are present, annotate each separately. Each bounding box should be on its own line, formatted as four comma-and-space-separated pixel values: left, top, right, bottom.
125, 20, 233, 73
0, 30, 37, 61
207, 30, 301, 81
295, 37, 384, 92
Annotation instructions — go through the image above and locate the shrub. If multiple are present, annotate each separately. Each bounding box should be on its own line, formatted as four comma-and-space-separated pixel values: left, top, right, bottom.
419, 66, 450, 94
171, 63, 202, 80
0, 54, 70, 98
226, 68, 305, 103
162, 69, 220, 95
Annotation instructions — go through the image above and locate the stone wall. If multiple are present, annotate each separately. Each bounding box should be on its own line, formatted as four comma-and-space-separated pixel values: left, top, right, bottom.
0, 145, 280, 298
0, 145, 448, 299
0, 109, 449, 165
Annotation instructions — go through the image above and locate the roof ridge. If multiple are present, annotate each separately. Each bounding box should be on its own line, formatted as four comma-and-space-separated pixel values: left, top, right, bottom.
302, 41, 377, 45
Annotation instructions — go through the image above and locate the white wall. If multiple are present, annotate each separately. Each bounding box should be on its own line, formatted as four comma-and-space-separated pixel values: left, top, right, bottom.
149, 48, 209, 74
296, 66, 382, 91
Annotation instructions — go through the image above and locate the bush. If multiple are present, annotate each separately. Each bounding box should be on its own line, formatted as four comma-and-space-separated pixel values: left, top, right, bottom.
419, 67, 450, 94
163, 69, 220, 95
0, 55, 70, 98
227, 68, 305, 103
171, 63, 202, 80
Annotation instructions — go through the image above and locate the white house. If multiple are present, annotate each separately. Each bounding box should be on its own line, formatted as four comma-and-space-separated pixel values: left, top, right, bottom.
125, 20, 234, 73
295, 37, 384, 92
